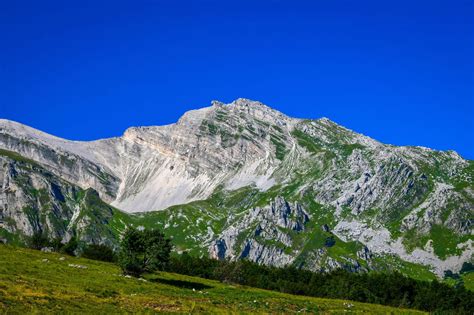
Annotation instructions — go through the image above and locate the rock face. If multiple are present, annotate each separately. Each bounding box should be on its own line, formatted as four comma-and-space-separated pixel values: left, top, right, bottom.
0, 99, 295, 212
210, 196, 309, 266
0, 150, 118, 246
0, 98, 473, 277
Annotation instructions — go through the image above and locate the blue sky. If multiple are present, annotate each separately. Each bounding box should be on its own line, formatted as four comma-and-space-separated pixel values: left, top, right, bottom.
1, 0, 473, 159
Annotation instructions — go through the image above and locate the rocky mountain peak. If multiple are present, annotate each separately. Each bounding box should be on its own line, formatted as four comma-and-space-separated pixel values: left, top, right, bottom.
0, 99, 472, 278
232, 97, 266, 107
229, 98, 294, 124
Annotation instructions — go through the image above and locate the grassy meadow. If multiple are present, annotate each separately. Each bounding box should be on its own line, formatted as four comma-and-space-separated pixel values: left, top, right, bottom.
0, 245, 425, 314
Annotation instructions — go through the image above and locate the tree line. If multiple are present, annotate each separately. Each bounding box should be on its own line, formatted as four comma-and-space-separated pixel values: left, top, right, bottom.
165, 253, 474, 314
27, 232, 116, 262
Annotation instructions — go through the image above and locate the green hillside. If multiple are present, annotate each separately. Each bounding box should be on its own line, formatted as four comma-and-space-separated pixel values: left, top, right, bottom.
0, 245, 423, 314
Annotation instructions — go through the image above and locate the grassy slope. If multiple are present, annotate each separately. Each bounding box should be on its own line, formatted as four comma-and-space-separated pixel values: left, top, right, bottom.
0, 246, 424, 314
463, 273, 474, 291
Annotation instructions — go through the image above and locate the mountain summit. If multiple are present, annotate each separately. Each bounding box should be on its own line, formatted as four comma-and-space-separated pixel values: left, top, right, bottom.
0, 99, 472, 278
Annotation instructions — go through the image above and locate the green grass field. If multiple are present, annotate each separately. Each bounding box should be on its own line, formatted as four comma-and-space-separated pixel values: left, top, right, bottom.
0, 245, 425, 314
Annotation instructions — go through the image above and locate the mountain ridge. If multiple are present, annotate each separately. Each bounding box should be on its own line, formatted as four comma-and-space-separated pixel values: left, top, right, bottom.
0, 98, 472, 279
1, 98, 467, 213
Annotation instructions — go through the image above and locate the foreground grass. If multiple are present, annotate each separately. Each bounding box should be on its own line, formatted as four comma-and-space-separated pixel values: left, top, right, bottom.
0, 246, 424, 314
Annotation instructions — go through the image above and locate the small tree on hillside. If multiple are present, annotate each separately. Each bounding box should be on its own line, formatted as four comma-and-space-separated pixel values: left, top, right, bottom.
62, 236, 78, 256
50, 237, 64, 252
28, 232, 50, 250
118, 227, 172, 277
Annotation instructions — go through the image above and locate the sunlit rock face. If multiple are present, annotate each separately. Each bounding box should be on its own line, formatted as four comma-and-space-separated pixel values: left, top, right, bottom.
0, 99, 296, 212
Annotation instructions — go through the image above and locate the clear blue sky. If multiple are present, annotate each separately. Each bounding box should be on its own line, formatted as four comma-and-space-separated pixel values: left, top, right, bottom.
1, 0, 473, 159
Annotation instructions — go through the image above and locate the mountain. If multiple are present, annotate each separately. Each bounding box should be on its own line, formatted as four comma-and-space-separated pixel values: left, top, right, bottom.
0, 98, 472, 278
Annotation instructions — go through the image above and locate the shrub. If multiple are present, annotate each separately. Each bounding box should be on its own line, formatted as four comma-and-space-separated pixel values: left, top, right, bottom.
28, 232, 50, 250
460, 262, 474, 274
62, 237, 78, 256
82, 244, 117, 262
50, 237, 64, 252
